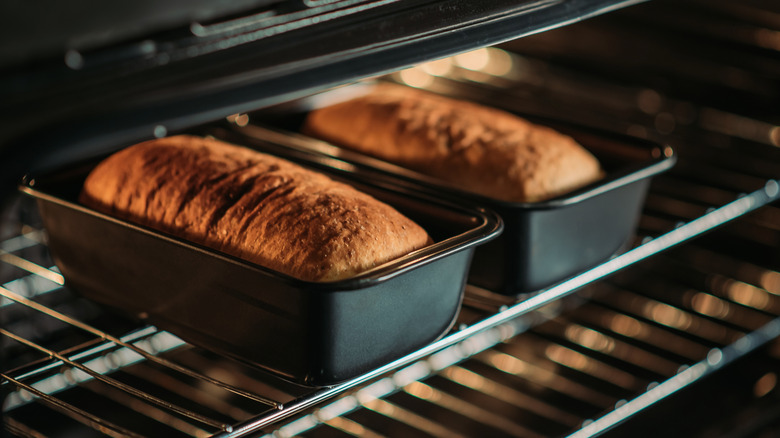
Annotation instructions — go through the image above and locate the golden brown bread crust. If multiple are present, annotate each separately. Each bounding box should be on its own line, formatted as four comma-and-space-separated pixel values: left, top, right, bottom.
303, 83, 602, 203
79, 135, 431, 282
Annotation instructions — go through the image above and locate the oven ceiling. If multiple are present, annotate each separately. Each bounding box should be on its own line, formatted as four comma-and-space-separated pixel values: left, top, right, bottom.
0, 0, 642, 188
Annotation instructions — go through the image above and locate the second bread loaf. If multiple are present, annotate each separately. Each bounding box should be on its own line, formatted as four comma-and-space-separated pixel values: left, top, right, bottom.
303, 83, 602, 203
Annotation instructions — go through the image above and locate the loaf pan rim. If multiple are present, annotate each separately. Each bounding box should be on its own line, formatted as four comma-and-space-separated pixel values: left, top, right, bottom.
235, 123, 676, 210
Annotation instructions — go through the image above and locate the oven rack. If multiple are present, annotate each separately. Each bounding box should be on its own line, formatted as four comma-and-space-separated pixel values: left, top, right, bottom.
0, 180, 780, 437
2, 170, 779, 437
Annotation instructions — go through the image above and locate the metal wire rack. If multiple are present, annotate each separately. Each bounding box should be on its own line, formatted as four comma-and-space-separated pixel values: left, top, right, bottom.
2, 160, 779, 437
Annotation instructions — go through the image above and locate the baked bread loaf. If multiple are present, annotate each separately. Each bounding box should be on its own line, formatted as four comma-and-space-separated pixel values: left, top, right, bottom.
79, 135, 431, 282
303, 83, 602, 203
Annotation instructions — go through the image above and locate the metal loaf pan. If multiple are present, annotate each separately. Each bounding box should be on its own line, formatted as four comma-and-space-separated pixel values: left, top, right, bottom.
238, 85, 676, 295
20, 138, 502, 386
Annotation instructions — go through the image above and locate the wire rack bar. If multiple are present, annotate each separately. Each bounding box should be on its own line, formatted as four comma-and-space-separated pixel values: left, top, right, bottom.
1, 327, 231, 431
0, 286, 282, 408
2, 373, 146, 438
0, 250, 64, 285
568, 315, 780, 437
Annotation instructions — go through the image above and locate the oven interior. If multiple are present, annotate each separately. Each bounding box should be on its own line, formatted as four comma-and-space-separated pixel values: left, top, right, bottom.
3, 0, 780, 437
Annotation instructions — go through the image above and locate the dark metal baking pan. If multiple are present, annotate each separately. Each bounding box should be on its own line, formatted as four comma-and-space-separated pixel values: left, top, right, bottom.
234, 84, 676, 295
19, 140, 502, 386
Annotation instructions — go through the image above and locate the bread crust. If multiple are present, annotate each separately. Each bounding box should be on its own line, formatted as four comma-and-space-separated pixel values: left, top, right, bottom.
304, 84, 602, 202
79, 135, 431, 282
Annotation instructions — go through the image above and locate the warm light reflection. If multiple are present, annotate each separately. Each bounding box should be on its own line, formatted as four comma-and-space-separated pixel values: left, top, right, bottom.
699, 108, 777, 146
754, 28, 780, 51
760, 270, 780, 295
324, 416, 374, 438
637, 89, 662, 114
545, 345, 638, 390
608, 314, 647, 338
643, 302, 692, 330
454, 48, 490, 71
421, 58, 453, 76
485, 351, 557, 383
397, 48, 516, 88
711, 275, 772, 310
727, 280, 770, 310
770, 126, 780, 147
691, 292, 731, 318
226, 113, 249, 126
486, 350, 526, 374
363, 398, 460, 438
404, 381, 437, 401
564, 325, 615, 354
483, 48, 514, 76
398, 68, 434, 88
362, 398, 391, 414
546, 345, 591, 372
754, 372, 777, 398
453, 47, 514, 76
444, 367, 487, 392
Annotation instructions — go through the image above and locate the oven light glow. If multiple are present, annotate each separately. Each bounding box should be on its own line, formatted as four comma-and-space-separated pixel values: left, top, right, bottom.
690, 292, 731, 318
754, 372, 777, 398
709, 274, 774, 311
397, 67, 434, 88
725, 280, 771, 310
484, 351, 531, 377
454, 48, 490, 71
323, 416, 373, 437
361, 398, 455, 437
440, 366, 486, 392
643, 301, 692, 330
403, 381, 436, 401
699, 108, 778, 147
608, 314, 647, 338
770, 126, 780, 147
760, 270, 780, 296
226, 113, 250, 127
483, 349, 601, 390
564, 325, 616, 353
637, 89, 662, 114
545, 345, 639, 391
420, 57, 453, 76
754, 28, 780, 51
454, 48, 514, 76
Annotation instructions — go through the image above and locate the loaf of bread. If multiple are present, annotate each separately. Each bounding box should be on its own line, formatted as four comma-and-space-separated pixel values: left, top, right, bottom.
79, 135, 431, 282
303, 83, 602, 203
